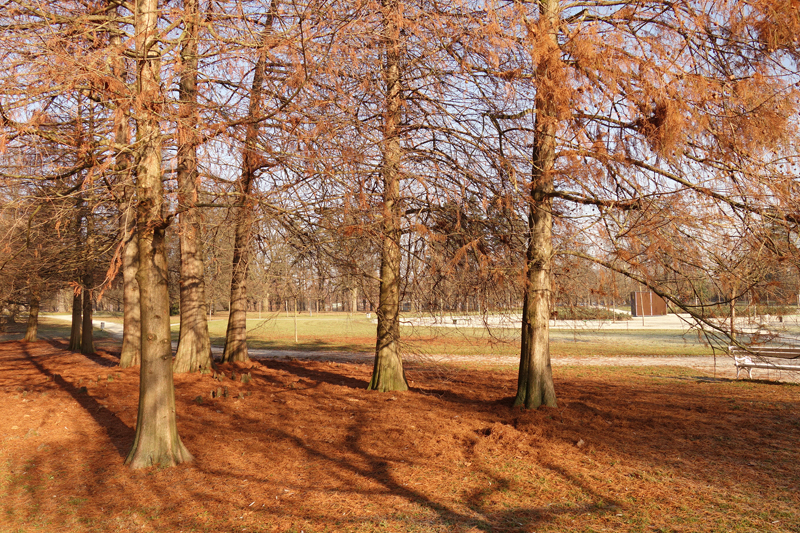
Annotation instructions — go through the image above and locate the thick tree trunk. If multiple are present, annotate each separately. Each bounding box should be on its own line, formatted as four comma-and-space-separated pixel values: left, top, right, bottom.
514, 0, 559, 409
69, 291, 82, 351
514, 207, 556, 408
126, 0, 192, 468
222, 0, 278, 363
368, 0, 408, 392
81, 270, 95, 355
174, 0, 212, 373
24, 284, 40, 342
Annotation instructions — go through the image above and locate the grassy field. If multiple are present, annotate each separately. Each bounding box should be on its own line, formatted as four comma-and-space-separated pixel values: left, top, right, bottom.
197, 313, 714, 357
10, 313, 716, 357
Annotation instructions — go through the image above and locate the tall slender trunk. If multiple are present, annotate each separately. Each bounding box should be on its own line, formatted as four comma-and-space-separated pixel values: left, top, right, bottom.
69, 291, 82, 351
514, 0, 559, 409
368, 0, 408, 392
222, 0, 278, 363
126, 0, 192, 468
119, 203, 141, 367
69, 199, 84, 351
108, 1, 142, 368
81, 269, 95, 355
24, 280, 40, 342
81, 212, 95, 355
174, 0, 212, 373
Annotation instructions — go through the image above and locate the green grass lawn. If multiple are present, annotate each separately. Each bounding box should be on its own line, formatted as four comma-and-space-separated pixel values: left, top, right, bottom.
0, 317, 120, 345
185, 313, 714, 357
14, 312, 715, 357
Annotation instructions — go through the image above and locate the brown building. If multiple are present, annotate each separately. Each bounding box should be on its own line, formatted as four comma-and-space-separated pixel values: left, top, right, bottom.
630, 291, 667, 317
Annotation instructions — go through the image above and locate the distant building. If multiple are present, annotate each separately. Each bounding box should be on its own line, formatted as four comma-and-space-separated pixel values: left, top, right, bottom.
630, 291, 667, 317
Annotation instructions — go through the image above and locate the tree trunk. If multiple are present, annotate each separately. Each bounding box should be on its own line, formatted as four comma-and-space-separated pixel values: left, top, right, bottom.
126, 0, 192, 468
69, 198, 84, 352
514, 0, 559, 409
119, 205, 141, 367
81, 269, 95, 355
69, 290, 82, 351
222, 0, 278, 363
368, 0, 408, 392
174, 0, 212, 373
24, 281, 40, 342
109, 4, 142, 368
221, 205, 253, 362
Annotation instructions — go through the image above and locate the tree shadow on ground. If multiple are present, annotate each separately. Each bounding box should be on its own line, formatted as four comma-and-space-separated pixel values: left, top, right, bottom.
2, 344, 798, 532
19, 343, 133, 456
252, 359, 369, 389
44, 339, 120, 367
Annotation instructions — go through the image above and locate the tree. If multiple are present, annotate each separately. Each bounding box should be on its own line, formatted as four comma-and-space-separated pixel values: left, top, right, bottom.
221, 0, 280, 364
436, 0, 800, 407
174, 0, 212, 373
368, 0, 409, 392
125, 0, 192, 468
107, 0, 142, 369
513, 0, 559, 408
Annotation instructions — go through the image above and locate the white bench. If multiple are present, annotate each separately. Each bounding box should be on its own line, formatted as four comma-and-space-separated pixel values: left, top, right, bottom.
729, 346, 800, 379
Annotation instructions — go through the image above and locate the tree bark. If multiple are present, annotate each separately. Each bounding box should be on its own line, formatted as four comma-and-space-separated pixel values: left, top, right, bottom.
109, 1, 142, 368
514, 0, 559, 409
174, 0, 212, 373
368, 0, 408, 392
221, 201, 253, 362
81, 208, 95, 356
24, 281, 40, 342
221, 0, 278, 363
69, 290, 82, 351
119, 205, 141, 367
126, 0, 192, 468
69, 198, 84, 352
81, 269, 94, 355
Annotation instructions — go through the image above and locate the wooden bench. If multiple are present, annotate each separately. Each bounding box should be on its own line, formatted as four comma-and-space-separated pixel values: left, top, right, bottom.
728, 346, 800, 379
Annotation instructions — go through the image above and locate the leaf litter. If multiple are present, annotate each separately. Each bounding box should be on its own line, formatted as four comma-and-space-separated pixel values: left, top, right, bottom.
0, 340, 798, 532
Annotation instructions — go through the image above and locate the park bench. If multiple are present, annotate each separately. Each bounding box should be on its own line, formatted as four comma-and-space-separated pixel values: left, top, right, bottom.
728, 346, 800, 379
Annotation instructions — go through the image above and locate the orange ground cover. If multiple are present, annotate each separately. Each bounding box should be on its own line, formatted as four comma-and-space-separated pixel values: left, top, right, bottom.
1, 339, 798, 532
